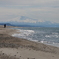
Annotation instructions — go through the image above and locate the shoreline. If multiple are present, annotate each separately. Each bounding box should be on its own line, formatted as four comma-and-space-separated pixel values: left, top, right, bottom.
0, 25, 59, 59
11, 27, 59, 48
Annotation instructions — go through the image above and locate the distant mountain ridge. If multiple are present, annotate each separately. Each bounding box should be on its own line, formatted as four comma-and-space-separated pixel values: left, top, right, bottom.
0, 23, 11, 25
0, 16, 59, 27
0, 23, 34, 27
0, 22, 59, 27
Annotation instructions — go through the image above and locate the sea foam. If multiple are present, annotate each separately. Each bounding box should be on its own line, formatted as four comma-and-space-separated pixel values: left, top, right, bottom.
12, 29, 35, 39
11, 27, 59, 47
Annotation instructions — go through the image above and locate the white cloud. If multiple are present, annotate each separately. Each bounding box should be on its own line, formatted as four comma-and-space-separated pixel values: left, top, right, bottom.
0, 0, 59, 23
9, 16, 37, 23
0, 7, 26, 15
0, 7, 27, 21
0, 6, 59, 23
0, 0, 59, 6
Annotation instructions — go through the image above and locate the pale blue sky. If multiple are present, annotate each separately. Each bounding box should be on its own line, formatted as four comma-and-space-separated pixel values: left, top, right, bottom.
0, 0, 59, 23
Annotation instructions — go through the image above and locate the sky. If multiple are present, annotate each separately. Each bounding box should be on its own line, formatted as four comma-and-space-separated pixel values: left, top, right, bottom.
0, 0, 59, 24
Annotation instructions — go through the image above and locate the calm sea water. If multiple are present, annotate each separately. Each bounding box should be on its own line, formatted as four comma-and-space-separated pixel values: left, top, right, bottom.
12, 27, 59, 47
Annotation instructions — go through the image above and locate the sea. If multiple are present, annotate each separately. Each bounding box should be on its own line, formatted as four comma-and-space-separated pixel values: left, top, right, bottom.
12, 27, 59, 47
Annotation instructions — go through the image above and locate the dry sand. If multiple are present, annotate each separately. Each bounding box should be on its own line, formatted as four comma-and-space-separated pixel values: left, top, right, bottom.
0, 25, 59, 59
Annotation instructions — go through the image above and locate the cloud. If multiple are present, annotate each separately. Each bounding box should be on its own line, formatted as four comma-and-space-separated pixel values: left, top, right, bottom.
0, 7, 27, 21
0, 6, 59, 23
0, 0, 59, 23
7, 16, 37, 23
0, 0, 59, 6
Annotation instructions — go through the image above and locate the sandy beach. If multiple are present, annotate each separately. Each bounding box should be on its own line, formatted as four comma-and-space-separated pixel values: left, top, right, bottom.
0, 25, 59, 59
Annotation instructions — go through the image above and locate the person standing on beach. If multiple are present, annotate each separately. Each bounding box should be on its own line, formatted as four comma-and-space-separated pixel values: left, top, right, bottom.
4, 24, 6, 28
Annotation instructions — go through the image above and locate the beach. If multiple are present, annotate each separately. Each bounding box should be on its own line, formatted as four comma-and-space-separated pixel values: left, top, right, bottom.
0, 25, 59, 59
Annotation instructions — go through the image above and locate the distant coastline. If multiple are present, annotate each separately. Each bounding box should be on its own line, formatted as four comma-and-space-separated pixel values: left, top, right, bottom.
0, 22, 59, 27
